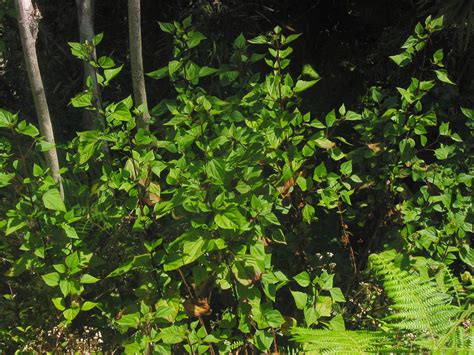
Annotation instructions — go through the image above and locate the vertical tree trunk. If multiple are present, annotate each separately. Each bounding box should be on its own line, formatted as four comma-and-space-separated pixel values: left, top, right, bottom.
128, 0, 150, 130
15, 0, 63, 197
76, 0, 103, 129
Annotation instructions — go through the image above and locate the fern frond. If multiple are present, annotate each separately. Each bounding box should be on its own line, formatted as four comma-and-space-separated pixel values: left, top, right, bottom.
277, 345, 302, 355
73, 219, 94, 240
369, 251, 460, 340
448, 324, 474, 351
369, 251, 473, 351
291, 328, 387, 354
225, 339, 244, 351
292, 252, 471, 353
413, 256, 466, 305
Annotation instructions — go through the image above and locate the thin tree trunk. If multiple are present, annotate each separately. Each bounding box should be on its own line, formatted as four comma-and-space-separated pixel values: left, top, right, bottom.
128, 0, 150, 130
76, 0, 103, 130
15, 0, 63, 197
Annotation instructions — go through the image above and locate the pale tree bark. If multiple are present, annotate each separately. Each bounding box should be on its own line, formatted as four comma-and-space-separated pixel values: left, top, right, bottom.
128, 0, 150, 130
15, 0, 63, 197
76, 0, 103, 129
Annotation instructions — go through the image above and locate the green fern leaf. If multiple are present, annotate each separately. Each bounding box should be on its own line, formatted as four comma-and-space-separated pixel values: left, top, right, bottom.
291, 328, 387, 354
369, 251, 473, 351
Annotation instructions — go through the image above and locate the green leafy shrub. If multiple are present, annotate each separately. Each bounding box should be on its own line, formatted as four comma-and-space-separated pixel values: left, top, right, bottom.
0, 14, 472, 353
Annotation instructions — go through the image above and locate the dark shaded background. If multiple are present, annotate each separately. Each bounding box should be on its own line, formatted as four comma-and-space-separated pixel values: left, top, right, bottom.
1, 0, 473, 140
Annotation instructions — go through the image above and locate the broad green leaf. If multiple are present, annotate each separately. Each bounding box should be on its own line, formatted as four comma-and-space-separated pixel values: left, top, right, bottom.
182, 61, 199, 81
340, 189, 353, 205
389, 52, 411, 67
164, 237, 206, 271
285, 33, 301, 44
432, 49, 444, 64
59, 280, 71, 297
340, 160, 352, 176
302, 204, 315, 223
234, 33, 246, 48
109, 102, 132, 122
254, 330, 273, 351
399, 138, 416, 162
296, 175, 307, 191
80, 274, 99, 284
319, 272, 334, 290
124, 342, 141, 353
5, 218, 27, 236
302, 64, 320, 79
116, 312, 140, 329
16, 120, 40, 137
42, 272, 60, 287
65, 252, 80, 270
263, 308, 285, 328
71, 91, 93, 108
42, 189, 66, 212
434, 144, 455, 160
248, 35, 268, 44
329, 287, 346, 302
98, 56, 115, 68
104, 65, 123, 82
81, 301, 97, 311
61, 224, 78, 239
107, 254, 151, 277
63, 308, 80, 321
0, 172, 14, 187
77, 130, 101, 164
68, 41, 87, 60
304, 306, 318, 326
32, 163, 44, 177
325, 109, 336, 127
51, 297, 65, 311
158, 21, 175, 34
53, 264, 66, 273
314, 138, 336, 149
315, 296, 332, 317
159, 325, 186, 344
271, 229, 286, 244
329, 314, 346, 331
313, 162, 327, 181
263, 212, 280, 225
206, 159, 225, 184
434, 69, 455, 85
92, 32, 103, 46
214, 207, 247, 230
461, 107, 474, 119
147, 66, 169, 79
168, 60, 182, 77
294, 271, 311, 287
310, 119, 326, 128
0, 108, 18, 127
232, 256, 262, 286
199, 66, 218, 77
439, 122, 449, 136
294, 79, 319, 93
330, 148, 345, 160
345, 111, 362, 121
291, 290, 308, 309
429, 15, 444, 31
182, 15, 192, 28
186, 31, 206, 48
339, 103, 346, 115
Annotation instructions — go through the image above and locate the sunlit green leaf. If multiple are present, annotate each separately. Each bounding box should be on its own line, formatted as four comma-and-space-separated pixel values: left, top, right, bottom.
42, 189, 66, 212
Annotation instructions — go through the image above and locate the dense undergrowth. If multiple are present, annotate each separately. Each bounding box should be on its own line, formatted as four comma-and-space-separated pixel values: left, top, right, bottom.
0, 15, 473, 353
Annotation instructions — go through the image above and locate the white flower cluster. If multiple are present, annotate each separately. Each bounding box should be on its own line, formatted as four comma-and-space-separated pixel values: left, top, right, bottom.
22, 325, 104, 353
